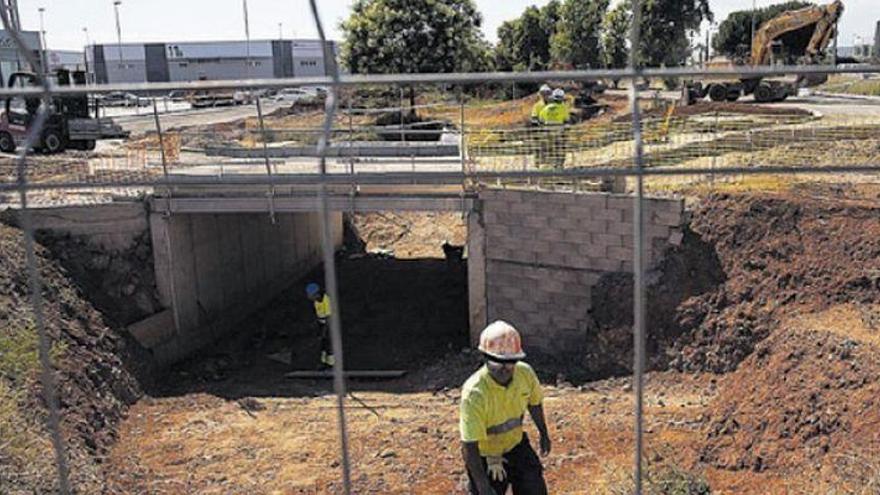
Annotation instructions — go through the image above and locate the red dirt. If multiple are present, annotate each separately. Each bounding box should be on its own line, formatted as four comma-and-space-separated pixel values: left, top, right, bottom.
700, 319, 880, 475
672, 192, 880, 373
0, 223, 146, 493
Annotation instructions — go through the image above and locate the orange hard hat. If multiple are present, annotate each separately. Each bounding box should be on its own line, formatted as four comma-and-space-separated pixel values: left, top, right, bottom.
478, 321, 526, 361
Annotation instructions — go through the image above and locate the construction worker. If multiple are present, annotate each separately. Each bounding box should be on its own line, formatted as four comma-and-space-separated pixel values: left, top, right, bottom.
538, 88, 570, 125
530, 84, 553, 124
536, 88, 570, 169
460, 321, 551, 495
306, 282, 335, 369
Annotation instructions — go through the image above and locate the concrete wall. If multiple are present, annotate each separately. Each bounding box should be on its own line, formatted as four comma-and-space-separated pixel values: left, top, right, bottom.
469, 189, 684, 357
149, 211, 343, 365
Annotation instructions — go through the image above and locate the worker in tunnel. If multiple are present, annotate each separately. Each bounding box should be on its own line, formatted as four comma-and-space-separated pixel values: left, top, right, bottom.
305, 282, 335, 370
460, 321, 551, 495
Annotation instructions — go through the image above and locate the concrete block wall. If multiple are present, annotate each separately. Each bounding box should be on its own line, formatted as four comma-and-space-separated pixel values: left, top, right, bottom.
149, 211, 343, 365
469, 189, 684, 357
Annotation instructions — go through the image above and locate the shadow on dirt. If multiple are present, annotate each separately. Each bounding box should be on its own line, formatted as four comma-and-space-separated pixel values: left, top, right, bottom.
151, 254, 471, 399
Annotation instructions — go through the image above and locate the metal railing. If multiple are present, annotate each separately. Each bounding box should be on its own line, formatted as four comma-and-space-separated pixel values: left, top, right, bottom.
1, 0, 879, 493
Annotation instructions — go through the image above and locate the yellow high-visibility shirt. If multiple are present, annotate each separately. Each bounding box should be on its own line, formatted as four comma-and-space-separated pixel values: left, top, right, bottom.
539, 103, 570, 125
313, 294, 331, 320
459, 362, 543, 457
531, 100, 546, 119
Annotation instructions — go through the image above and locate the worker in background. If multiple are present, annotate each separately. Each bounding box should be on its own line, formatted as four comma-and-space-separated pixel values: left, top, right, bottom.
530, 84, 553, 124
460, 321, 551, 495
537, 88, 571, 169
538, 88, 570, 125
305, 282, 334, 369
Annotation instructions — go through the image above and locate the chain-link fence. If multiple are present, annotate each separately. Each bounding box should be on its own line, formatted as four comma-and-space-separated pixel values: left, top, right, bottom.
1, 0, 880, 493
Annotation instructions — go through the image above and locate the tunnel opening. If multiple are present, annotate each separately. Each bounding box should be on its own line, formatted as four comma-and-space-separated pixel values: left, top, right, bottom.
155, 211, 471, 397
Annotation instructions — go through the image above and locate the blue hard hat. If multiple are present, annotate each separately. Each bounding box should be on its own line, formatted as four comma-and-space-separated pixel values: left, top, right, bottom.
305, 283, 320, 297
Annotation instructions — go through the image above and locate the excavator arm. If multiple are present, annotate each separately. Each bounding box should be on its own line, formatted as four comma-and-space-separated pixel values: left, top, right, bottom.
750, 0, 844, 66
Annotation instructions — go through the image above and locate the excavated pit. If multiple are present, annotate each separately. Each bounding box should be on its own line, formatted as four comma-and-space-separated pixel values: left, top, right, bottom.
6, 189, 880, 493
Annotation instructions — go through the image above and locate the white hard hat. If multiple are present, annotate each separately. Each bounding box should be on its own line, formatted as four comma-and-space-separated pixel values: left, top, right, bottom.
539, 84, 552, 95
551, 88, 565, 101
478, 321, 526, 361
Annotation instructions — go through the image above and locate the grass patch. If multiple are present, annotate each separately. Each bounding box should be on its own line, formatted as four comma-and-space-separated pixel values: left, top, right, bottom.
599, 456, 712, 495
820, 76, 880, 97
0, 320, 65, 492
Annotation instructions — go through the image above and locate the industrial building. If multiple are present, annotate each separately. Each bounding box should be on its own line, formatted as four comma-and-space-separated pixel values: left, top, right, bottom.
87, 39, 338, 84
0, 29, 41, 85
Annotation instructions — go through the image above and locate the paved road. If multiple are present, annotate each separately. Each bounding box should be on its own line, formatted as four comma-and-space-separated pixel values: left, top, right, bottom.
115, 100, 288, 135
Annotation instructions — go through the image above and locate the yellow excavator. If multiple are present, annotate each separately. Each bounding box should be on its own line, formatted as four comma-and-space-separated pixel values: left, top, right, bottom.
688, 0, 844, 103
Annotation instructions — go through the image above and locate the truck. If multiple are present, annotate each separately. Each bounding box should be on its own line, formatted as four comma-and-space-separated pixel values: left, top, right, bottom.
688, 0, 844, 104
0, 69, 130, 154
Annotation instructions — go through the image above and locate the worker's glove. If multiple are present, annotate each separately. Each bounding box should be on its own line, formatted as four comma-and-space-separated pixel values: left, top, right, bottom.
486, 456, 507, 483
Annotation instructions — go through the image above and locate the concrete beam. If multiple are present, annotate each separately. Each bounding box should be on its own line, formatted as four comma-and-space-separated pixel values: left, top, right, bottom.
150, 196, 476, 214
206, 141, 459, 158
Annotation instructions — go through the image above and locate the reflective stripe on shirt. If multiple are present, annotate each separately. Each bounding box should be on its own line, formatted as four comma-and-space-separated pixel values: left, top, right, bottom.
487, 416, 523, 436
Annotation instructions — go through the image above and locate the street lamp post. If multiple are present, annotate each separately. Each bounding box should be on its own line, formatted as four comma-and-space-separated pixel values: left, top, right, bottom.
38, 7, 48, 75
243, 0, 251, 77
113, 0, 123, 64
83, 27, 91, 78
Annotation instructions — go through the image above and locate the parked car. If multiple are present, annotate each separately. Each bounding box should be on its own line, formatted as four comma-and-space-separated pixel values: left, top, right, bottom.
100, 91, 148, 107
191, 91, 236, 108
167, 90, 190, 102
233, 90, 254, 105
274, 88, 318, 104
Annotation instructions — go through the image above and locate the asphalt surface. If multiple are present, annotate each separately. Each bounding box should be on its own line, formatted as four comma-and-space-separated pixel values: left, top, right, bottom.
114, 100, 288, 135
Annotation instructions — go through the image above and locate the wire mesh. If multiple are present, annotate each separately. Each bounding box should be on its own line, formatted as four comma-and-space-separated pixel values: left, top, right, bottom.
1, 0, 879, 493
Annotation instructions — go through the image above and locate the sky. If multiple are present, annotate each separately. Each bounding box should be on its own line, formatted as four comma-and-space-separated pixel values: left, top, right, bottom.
15, 0, 878, 51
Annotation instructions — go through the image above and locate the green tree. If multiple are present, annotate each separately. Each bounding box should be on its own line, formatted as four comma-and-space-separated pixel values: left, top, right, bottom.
712, 1, 814, 61
517, 6, 553, 70
495, 19, 521, 71
493, 1, 561, 72
340, 0, 491, 74
602, 2, 630, 70
551, 0, 610, 69
625, 0, 712, 67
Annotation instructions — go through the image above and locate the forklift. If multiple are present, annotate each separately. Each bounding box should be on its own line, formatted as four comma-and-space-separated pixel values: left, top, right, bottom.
0, 69, 130, 154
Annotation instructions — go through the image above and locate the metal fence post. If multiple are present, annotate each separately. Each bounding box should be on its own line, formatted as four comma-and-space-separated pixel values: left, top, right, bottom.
348, 96, 357, 213
152, 98, 168, 178
399, 85, 406, 142
309, 2, 353, 493
255, 95, 276, 223
629, 0, 646, 492
0, 7, 71, 492
459, 87, 467, 216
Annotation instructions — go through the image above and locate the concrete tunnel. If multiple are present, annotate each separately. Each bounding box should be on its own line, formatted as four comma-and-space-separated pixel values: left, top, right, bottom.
20, 187, 685, 369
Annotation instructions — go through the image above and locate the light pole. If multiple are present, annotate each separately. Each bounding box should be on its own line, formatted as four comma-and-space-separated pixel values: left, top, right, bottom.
279, 22, 283, 40
83, 27, 91, 77
38, 7, 48, 75
113, 0, 123, 64
242, 0, 251, 77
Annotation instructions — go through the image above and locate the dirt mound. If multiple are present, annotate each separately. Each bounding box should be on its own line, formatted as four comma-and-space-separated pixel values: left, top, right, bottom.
0, 223, 146, 493
672, 192, 880, 373
348, 212, 466, 259
700, 319, 880, 473
587, 228, 725, 378
31, 230, 162, 327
